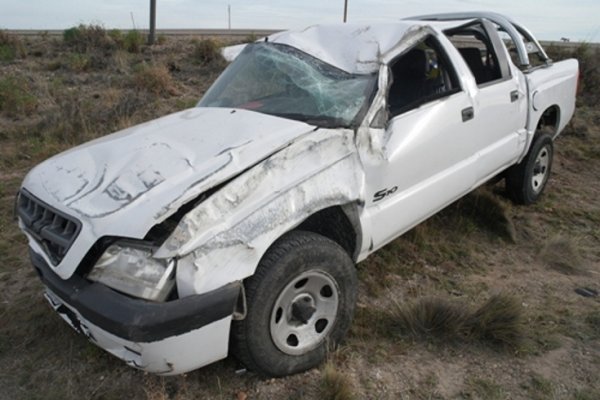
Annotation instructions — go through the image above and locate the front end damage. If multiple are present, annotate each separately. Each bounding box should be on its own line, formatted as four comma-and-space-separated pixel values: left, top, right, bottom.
156, 128, 364, 297
18, 125, 364, 374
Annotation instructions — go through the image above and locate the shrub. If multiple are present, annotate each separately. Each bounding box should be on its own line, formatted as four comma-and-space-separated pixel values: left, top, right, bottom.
0, 30, 26, 62
63, 24, 115, 52
133, 64, 178, 96
123, 30, 144, 53
67, 53, 91, 72
108, 29, 124, 48
244, 32, 258, 43
156, 34, 167, 45
192, 39, 225, 65
0, 76, 37, 117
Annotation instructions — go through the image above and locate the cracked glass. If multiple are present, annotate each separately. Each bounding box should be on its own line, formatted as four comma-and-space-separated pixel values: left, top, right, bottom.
199, 43, 377, 128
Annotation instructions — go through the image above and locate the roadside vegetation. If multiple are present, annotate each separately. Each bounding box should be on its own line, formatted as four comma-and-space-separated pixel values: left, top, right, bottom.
0, 26, 599, 399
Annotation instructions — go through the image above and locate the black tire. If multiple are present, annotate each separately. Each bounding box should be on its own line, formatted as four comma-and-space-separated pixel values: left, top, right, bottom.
231, 230, 357, 377
506, 133, 554, 205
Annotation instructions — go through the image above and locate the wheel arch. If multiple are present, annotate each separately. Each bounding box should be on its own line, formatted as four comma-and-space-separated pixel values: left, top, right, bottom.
296, 203, 362, 262
536, 104, 561, 139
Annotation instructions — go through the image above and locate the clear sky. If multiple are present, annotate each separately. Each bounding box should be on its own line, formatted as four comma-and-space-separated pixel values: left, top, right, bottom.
1, 0, 598, 42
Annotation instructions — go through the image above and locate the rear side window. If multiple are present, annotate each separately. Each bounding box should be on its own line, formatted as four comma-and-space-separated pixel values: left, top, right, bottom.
445, 22, 510, 86
387, 36, 460, 117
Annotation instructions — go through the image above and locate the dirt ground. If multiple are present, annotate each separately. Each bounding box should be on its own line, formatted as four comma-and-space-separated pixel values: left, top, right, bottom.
0, 32, 599, 400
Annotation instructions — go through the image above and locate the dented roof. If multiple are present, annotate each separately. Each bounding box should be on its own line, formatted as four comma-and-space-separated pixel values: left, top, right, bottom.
224, 20, 477, 74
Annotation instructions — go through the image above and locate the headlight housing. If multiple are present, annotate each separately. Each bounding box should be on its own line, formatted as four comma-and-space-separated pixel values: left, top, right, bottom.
87, 241, 176, 302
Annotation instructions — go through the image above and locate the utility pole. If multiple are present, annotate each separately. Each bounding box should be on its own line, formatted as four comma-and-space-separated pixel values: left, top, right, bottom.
148, 0, 157, 44
228, 4, 231, 30
343, 0, 348, 23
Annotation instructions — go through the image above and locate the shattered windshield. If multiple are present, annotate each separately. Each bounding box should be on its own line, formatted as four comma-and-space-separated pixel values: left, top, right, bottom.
198, 43, 377, 128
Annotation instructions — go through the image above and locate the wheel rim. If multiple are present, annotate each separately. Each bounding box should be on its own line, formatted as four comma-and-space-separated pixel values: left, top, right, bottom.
531, 144, 551, 194
270, 270, 339, 355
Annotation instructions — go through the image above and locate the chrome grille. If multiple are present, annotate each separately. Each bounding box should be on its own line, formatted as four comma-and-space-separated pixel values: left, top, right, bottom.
17, 190, 81, 265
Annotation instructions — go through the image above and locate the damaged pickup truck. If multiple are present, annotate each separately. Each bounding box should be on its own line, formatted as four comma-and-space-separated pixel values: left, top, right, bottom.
17, 12, 578, 377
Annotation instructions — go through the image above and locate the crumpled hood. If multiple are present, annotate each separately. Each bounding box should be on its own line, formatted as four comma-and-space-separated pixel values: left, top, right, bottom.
23, 107, 315, 237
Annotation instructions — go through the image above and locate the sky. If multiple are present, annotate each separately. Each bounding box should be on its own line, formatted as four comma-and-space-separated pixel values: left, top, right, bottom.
0, 0, 598, 42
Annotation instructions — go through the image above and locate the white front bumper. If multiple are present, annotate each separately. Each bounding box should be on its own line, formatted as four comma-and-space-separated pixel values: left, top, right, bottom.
45, 289, 232, 375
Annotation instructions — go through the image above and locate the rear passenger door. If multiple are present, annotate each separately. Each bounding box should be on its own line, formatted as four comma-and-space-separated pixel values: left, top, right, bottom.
445, 20, 527, 182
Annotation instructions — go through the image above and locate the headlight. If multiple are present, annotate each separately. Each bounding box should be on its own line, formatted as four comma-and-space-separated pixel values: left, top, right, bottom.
88, 241, 176, 302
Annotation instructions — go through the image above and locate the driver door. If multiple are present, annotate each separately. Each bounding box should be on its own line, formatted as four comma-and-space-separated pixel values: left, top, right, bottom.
362, 36, 480, 250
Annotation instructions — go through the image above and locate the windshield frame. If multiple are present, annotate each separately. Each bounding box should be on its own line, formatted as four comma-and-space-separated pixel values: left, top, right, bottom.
198, 42, 379, 129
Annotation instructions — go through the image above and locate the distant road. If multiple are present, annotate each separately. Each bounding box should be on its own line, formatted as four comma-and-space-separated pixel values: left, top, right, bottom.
7, 28, 281, 38
6, 28, 598, 49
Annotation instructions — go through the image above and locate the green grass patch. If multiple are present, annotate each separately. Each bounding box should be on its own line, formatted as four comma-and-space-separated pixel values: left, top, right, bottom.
0, 30, 25, 61
0, 76, 37, 117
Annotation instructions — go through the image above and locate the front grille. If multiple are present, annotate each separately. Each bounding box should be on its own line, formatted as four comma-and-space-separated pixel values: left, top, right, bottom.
17, 190, 81, 265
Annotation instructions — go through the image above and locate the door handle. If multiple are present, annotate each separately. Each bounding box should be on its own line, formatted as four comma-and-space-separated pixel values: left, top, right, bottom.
510, 90, 519, 102
461, 107, 474, 122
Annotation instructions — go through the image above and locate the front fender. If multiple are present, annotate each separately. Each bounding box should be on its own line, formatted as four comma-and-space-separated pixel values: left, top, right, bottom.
155, 129, 364, 297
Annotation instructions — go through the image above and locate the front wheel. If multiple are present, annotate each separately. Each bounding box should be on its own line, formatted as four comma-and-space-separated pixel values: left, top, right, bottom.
506, 133, 554, 205
231, 230, 357, 377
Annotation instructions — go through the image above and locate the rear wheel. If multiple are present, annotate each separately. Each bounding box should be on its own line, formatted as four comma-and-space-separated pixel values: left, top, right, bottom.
232, 230, 357, 377
506, 133, 554, 205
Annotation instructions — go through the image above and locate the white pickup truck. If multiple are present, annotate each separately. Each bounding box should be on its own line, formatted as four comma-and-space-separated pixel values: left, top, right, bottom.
17, 12, 578, 377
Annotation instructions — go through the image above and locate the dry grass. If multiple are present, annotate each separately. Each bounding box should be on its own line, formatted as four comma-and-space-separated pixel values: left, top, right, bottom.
0, 35, 599, 400
192, 38, 226, 66
463, 377, 506, 400
396, 294, 523, 348
465, 294, 524, 347
397, 297, 469, 339
539, 235, 586, 274
0, 30, 26, 61
456, 189, 516, 243
0, 75, 37, 117
133, 63, 179, 96
319, 362, 355, 400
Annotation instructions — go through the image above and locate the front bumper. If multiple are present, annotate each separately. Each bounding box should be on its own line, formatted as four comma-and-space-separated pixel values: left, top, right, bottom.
30, 249, 240, 375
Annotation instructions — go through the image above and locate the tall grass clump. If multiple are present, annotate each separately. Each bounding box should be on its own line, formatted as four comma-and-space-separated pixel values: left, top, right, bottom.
0, 30, 25, 61
319, 362, 355, 400
396, 294, 523, 348
465, 294, 524, 346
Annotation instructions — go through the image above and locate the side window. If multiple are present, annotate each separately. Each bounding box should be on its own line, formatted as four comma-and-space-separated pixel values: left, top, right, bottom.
497, 28, 547, 68
388, 36, 460, 117
445, 22, 509, 86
